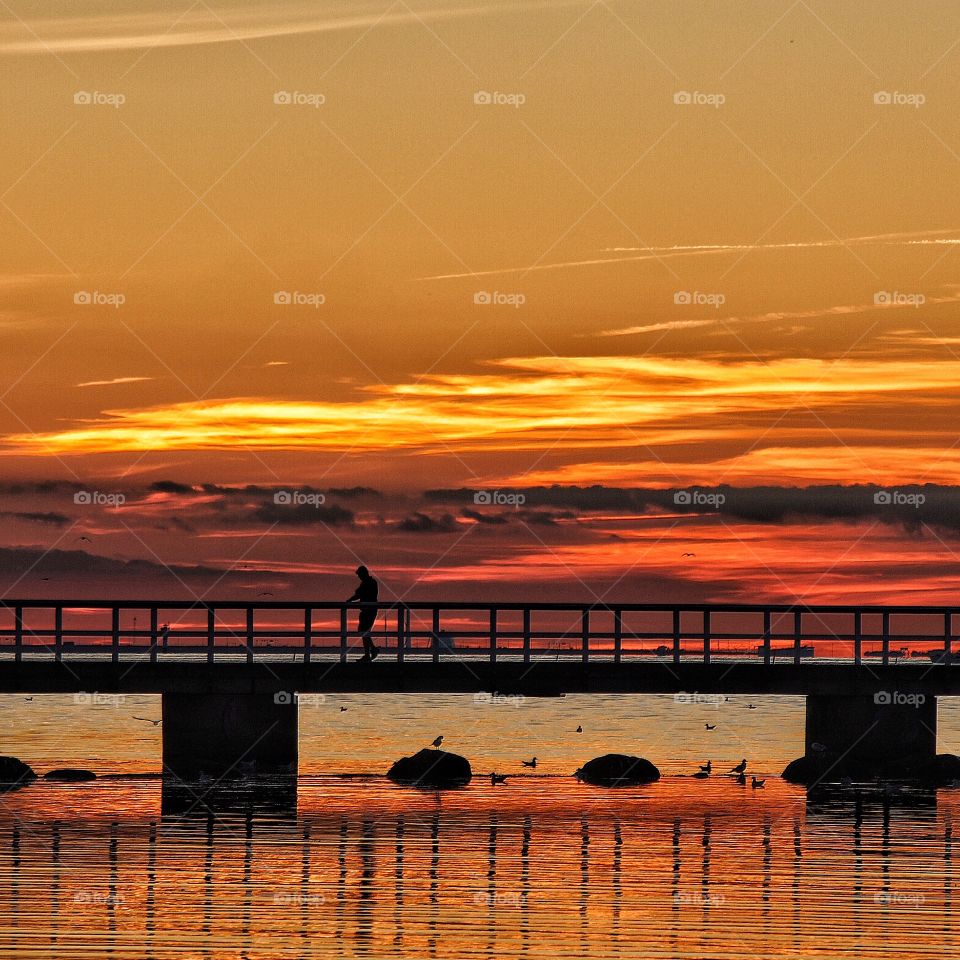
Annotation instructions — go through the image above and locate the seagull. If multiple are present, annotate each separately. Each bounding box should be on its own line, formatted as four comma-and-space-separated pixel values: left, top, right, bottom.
751, 777, 765, 789
78, 536, 91, 543
23, 697, 33, 702
258, 591, 274, 597
730, 759, 747, 774
340, 706, 348, 712
693, 768, 710, 779
490, 772, 508, 785
521, 757, 537, 768
132, 716, 162, 726
747, 704, 757, 710
431, 735, 444, 749
576, 725, 583, 733
705, 723, 716, 730
736, 771, 747, 785
699, 760, 712, 774
681, 552, 696, 558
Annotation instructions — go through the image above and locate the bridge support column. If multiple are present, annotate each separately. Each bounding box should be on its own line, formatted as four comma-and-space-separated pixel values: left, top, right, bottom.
161, 693, 298, 782
785, 693, 943, 783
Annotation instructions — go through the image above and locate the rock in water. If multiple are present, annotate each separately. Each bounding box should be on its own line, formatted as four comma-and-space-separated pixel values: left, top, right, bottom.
0, 756, 37, 790
576, 753, 660, 786
387, 749, 472, 788
43, 769, 97, 782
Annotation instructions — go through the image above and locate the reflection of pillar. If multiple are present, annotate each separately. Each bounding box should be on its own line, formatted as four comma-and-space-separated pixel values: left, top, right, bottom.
853, 797, 864, 951
242, 814, 253, 941
612, 819, 622, 945
108, 822, 119, 934
944, 823, 953, 935
429, 813, 440, 959
701, 817, 712, 914
394, 816, 405, 950
520, 816, 531, 954
357, 820, 375, 952
11, 825, 20, 926
791, 818, 802, 953
50, 824, 60, 947
202, 814, 214, 939
579, 816, 590, 944
146, 821, 157, 955
299, 825, 311, 956
761, 817, 772, 922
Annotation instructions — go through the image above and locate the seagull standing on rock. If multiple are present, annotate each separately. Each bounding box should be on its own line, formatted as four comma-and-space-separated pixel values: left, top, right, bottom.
431, 736, 444, 749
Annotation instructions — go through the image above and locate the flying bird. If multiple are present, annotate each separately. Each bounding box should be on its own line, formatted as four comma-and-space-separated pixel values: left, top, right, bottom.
521, 757, 537, 768
730, 759, 747, 774
681, 552, 696, 558
132, 716, 162, 726
78, 536, 91, 543
751, 777, 765, 789
258, 591, 274, 597
431, 735, 444, 749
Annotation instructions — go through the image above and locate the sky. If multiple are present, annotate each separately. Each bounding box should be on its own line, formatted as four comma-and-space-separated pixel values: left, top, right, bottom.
1, 0, 960, 603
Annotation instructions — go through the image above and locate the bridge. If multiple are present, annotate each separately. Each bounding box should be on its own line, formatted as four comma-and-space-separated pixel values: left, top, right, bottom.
2, 599, 958, 790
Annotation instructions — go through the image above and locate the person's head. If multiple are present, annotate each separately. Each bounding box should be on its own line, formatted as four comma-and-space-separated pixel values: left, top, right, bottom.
355, 565, 369, 579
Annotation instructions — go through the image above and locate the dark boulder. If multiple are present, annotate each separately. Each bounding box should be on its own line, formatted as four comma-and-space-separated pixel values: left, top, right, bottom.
387, 749, 472, 788
43, 769, 97, 782
0, 756, 37, 791
783, 752, 960, 786
575, 753, 660, 787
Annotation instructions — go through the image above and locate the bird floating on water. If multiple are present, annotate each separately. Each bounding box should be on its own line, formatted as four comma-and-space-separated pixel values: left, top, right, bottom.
699, 760, 712, 774
736, 771, 747, 785
490, 772, 508, 785
522, 757, 537, 768
751, 776, 765, 789
747, 704, 757, 710
730, 759, 747, 774
431, 735, 444, 749
576, 725, 583, 733
340, 706, 348, 712
705, 723, 716, 730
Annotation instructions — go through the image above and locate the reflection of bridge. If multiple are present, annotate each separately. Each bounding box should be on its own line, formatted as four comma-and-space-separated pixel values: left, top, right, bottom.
1, 600, 959, 784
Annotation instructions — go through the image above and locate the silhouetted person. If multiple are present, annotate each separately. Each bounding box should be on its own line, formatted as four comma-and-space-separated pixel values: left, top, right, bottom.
347, 565, 379, 661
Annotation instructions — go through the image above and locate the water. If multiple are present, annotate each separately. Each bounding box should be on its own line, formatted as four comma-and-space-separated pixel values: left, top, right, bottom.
2, 694, 960, 958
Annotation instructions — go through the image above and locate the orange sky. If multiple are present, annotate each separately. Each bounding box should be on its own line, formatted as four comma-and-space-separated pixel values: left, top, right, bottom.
1, 2, 960, 599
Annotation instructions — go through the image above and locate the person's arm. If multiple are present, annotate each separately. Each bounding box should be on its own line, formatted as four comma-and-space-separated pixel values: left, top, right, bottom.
346, 587, 361, 603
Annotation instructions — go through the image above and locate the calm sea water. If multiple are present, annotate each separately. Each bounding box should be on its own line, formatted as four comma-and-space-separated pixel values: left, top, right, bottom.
1, 694, 960, 959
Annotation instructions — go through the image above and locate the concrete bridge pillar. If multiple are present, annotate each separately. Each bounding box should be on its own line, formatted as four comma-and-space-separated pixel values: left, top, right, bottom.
161, 692, 298, 782
791, 692, 938, 781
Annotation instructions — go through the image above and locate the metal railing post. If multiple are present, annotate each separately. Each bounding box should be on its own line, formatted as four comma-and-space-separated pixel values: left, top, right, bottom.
581, 608, 589, 665
882, 611, 890, 666
149, 607, 158, 663
432, 608, 441, 663
54, 606, 63, 663
489, 608, 497, 663
304, 607, 312, 664
793, 610, 802, 665
763, 610, 771, 665
854, 611, 862, 665
946, 610, 953, 665
614, 609, 622, 665
703, 610, 711, 665
397, 605, 405, 664
14, 606, 22, 663
340, 607, 348, 663
246, 607, 254, 664
522, 608, 530, 664
111, 606, 120, 664
672, 609, 681, 665
207, 607, 215, 663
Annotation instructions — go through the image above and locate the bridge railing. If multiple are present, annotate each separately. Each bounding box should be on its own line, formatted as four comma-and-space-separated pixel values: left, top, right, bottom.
0, 600, 957, 667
